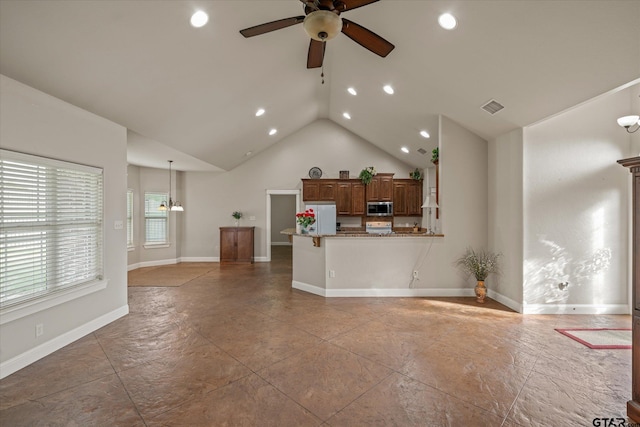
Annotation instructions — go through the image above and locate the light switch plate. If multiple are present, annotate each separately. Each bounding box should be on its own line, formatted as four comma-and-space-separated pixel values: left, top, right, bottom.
114, 220, 123, 230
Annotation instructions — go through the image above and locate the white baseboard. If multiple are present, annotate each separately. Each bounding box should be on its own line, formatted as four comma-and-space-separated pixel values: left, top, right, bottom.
178, 257, 218, 263
292, 281, 480, 298
128, 255, 270, 271
0, 305, 129, 379
522, 303, 630, 315
488, 289, 523, 313
292, 281, 326, 297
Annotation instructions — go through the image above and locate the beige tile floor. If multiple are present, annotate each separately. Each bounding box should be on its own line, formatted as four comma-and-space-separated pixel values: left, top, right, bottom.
0, 246, 632, 426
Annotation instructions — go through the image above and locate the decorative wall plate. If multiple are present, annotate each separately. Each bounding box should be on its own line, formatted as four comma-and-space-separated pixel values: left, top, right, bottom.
309, 167, 322, 179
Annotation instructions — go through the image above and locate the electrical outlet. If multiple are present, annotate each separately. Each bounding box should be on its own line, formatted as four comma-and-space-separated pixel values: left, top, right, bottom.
329, 270, 336, 278
35, 323, 44, 337
413, 270, 419, 279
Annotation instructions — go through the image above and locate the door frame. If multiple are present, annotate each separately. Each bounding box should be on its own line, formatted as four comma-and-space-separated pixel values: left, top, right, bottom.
265, 189, 301, 262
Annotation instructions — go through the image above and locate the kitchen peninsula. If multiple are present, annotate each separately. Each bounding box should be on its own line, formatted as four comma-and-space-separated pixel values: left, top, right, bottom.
291, 231, 443, 297
292, 170, 442, 297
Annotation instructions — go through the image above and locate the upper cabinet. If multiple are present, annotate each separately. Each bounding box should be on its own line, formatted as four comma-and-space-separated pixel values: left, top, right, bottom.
302, 173, 421, 217
366, 173, 394, 202
302, 179, 336, 202
393, 179, 423, 216
336, 180, 365, 216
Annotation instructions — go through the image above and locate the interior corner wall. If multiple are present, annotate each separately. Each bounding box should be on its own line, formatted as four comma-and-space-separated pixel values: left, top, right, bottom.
0, 74, 128, 371
488, 129, 524, 307
126, 164, 141, 268
630, 83, 640, 155
522, 87, 633, 314
411, 115, 490, 290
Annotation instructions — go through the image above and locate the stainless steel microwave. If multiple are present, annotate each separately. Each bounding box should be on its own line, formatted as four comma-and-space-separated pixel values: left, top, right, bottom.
367, 201, 393, 216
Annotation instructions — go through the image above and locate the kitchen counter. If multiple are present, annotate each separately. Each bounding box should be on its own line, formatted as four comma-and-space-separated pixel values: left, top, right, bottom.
291, 231, 446, 298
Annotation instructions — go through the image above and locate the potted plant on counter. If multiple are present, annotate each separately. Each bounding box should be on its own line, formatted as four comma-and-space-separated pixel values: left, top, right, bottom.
455, 247, 501, 303
431, 147, 439, 164
296, 208, 316, 233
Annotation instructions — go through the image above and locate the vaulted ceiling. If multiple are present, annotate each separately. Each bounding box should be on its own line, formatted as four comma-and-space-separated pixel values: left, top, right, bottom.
1, 0, 638, 172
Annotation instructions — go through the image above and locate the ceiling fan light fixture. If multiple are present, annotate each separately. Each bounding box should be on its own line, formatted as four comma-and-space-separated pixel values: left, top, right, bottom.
303, 10, 342, 41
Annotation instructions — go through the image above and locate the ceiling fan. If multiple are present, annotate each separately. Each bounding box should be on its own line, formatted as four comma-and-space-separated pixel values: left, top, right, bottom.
239, 0, 395, 69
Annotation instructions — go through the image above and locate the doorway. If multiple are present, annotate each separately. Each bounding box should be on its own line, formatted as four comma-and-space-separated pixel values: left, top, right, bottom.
265, 189, 300, 262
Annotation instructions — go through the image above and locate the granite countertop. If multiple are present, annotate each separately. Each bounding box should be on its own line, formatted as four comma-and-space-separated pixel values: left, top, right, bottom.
281, 228, 443, 238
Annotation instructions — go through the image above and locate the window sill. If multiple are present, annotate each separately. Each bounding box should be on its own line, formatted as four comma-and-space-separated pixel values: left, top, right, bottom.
0, 279, 109, 325
127, 246, 135, 252
143, 243, 170, 249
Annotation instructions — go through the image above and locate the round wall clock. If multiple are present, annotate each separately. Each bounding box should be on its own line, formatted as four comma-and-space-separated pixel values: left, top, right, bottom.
308, 167, 322, 179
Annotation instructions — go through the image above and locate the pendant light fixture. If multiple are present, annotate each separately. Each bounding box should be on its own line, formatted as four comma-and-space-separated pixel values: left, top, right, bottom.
158, 160, 184, 212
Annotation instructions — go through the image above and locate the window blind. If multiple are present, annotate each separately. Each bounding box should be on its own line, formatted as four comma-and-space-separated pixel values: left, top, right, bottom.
144, 192, 167, 244
0, 149, 104, 307
126, 189, 133, 248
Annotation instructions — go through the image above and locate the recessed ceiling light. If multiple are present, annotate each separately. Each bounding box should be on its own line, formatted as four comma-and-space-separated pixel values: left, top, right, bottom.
438, 13, 457, 30
245, 151, 253, 156
420, 130, 430, 139
343, 112, 351, 120
190, 11, 209, 28
401, 147, 410, 154
269, 128, 277, 136
255, 108, 265, 117
383, 85, 394, 95
347, 87, 357, 96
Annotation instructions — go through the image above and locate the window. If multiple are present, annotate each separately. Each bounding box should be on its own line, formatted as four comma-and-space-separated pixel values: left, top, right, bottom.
126, 189, 134, 249
144, 192, 168, 246
0, 149, 104, 309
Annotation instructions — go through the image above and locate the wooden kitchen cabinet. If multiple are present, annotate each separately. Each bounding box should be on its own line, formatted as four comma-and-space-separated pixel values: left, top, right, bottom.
393, 179, 423, 216
336, 180, 365, 216
618, 156, 640, 422
220, 226, 254, 264
302, 179, 336, 202
366, 173, 394, 202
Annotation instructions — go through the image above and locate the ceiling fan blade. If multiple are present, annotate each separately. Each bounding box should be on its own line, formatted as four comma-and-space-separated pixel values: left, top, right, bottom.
337, 0, 379, 12
307, 39, 326, 68
240, 16, 305, 38
341, 18, 394, 57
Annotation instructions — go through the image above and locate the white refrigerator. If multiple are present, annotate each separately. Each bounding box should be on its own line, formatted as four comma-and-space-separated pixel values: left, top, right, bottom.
305, 203, 337, 235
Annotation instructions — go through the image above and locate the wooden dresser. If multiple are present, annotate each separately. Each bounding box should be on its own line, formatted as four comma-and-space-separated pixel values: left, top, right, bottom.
618, 156, 640, 423
220, 226, 255, 264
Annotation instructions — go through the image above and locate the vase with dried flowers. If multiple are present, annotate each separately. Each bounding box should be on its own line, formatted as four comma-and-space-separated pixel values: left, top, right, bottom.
455, 247, 501, 303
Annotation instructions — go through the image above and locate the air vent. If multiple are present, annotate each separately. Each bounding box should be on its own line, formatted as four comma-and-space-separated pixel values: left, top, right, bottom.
481, 99, 504, 115
417, 148, 428, 155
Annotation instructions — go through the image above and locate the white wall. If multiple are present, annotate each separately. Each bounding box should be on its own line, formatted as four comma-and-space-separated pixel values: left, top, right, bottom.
488, 129, 524, 306
127, 164, 141, 267
522, 87, 633, 313
0, 75, 128, 372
